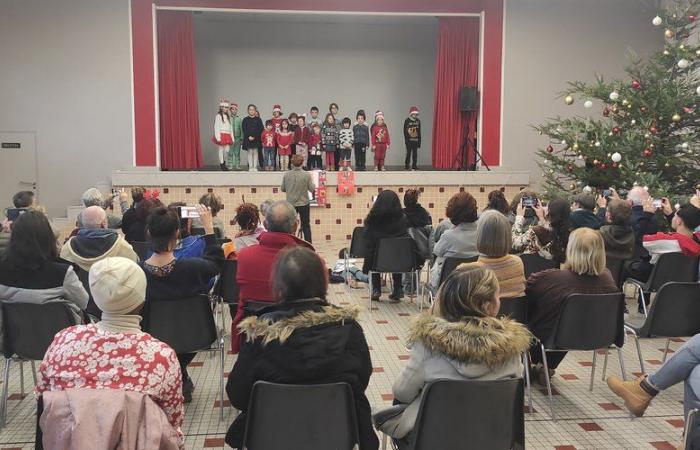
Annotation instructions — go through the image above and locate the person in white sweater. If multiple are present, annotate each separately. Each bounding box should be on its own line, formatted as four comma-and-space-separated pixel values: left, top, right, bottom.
213, 100, 234, 171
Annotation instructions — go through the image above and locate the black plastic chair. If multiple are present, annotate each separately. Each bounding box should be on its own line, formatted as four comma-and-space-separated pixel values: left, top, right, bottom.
215, 260, 239, 306
438, 256, 479, 286
141, 295, 226, 420
625, 253, 700, 316
520, 253, 558, 278
243, 300, 275, 318
384, 379, 524, 450
1, 302, 80, 427
606, 256, 627, 289
538, 292, 626, 419
130, 241, 150, 261
685, 408, 699, 450
344, 226, 367, 287
368, 237, 420, 310
496, 296, 532, 413
242, 381, 359, 450
624, 282, 700, 374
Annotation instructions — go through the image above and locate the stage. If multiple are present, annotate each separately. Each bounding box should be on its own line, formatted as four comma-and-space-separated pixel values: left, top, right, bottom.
113, 169, 530, 241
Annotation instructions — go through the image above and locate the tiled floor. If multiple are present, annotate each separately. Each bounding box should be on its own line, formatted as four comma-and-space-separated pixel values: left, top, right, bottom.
0, 242, 690, 449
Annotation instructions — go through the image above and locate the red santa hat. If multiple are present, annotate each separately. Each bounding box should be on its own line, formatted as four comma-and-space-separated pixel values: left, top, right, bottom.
409, 106, 419, 115
272, 104, 282, 113
219, 98, 230, 108
230, 102, 239, 109
374, 110, 385, 121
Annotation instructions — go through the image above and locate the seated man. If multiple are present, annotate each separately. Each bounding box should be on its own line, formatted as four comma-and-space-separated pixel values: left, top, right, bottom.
569, 192, 603, 230
230, 200, 314, 353
598, 198, 636, 261
1, 191, 37, 256
35, 257, 184, 447
76, 187, 128, 229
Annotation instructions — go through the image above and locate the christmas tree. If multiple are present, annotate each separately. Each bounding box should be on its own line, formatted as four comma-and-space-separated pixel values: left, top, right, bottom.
535, 0, 700, 200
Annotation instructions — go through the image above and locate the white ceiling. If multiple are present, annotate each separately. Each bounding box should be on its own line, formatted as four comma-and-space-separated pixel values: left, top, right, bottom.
192, 10, 440, 26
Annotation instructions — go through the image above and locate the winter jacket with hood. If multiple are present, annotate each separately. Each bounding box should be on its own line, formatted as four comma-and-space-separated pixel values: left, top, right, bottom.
60, 228, 138, 272
376, 313, 531, 439
569, 209, 603, 230
598, 224, 636, 261
225, 299, 378, 450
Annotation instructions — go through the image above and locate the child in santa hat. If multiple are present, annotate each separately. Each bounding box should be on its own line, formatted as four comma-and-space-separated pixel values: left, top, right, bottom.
213, 99, 233, 171
403, 106, 421, 171
370, 111, 391, 171
294, 115, 310, 169
227, 102, 243, 170
269, 104, 283, 170
261, 120, 277, 172
276, 119, 294, 171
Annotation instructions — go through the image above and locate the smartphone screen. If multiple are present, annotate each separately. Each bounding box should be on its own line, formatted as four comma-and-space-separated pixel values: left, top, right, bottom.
178, 206, 199, 218
6, 208, 25, 221
602, 189, 612, 198
521, 197, 535, 208
652, 199, 663, 209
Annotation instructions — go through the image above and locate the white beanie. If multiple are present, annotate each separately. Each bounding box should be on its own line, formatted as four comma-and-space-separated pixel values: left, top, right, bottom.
89, 257, 146, 315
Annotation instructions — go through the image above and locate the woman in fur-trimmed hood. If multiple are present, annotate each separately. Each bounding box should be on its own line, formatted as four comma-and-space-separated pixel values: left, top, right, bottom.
374, 263, 532, 449
225, 247, 378, 450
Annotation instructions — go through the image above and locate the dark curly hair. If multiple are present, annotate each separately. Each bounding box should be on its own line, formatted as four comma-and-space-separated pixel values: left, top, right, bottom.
485, 190, 509, 215
446, 191, 478, 225
235, 203, 260, 232
146, 207, 179, 253
365, 190, 403, 228
404, 189, 420, 207
546, 198, 571, 264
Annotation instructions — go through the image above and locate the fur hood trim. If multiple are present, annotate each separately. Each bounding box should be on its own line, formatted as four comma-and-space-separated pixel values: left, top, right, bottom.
238, 304, 361, 346
408, 314, 532, 368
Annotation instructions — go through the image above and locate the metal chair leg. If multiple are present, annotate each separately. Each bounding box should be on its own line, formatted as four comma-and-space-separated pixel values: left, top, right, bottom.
640, 289, 648, 317
368, 271, 373, 312
601, 349, 609, 381
31, 361, 37, 385
382, 432, 388, 450
540, 344, 555, 420
2, 358, 11, 427
219, 337, 225, 422
617, 346, 628, 381
663, 338, 671, 364
634, 334, 646, 374
523, 352, 533, 414
19, 361, 25, 397
589, 350, 597, 392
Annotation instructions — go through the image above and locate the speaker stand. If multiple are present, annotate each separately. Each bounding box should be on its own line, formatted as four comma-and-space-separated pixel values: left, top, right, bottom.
453, 118, 490, 171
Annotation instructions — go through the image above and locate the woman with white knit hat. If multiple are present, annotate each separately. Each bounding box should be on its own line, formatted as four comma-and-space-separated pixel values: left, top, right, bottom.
36, 257, 184, 444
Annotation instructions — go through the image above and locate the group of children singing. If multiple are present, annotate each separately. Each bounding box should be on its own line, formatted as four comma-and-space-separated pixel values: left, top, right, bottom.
212, 101, 422, 172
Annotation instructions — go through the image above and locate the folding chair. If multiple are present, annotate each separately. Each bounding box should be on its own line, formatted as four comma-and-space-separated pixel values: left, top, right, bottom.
684, 408, 699, 450
344, 226, 367, 286
130, 241, 150, 261
606, 256, 627, 290
368, 237, 420, 311
438, 256, 479, 286
498, 296, 533, 414
519, 253, 558, 279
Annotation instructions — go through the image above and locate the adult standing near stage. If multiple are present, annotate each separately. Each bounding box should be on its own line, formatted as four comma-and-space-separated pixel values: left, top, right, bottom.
242, 104, 264, 172
227, 102, 243, 170
213, 99, 233, 171
281, 154, 315, 243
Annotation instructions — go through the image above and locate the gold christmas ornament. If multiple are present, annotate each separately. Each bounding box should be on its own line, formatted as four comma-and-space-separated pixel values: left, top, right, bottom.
672, 113, 682, 122
665, 29, 674, 38
569, 183, 577, 190
680, 44, 686, 50
564, 95, 574, 105
572, 143, 579, 151
622, 99, 629, 106
696, 49, 700, 56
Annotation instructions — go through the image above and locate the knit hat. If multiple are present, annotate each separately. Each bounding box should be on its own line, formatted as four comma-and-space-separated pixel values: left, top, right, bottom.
230, 102, 239, 109
409, 106, 419, 115
375, 110, 385, 121
272, 104, 282, 113
219, 98, 230, 108
89, 257, 146, 315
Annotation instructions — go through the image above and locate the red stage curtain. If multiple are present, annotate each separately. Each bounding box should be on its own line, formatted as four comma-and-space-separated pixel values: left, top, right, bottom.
431, 17, 480, 169
157, 11, 202, 170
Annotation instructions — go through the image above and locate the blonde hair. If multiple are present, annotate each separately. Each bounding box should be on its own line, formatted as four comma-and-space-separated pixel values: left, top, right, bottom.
563, 228, 606, 276
476, 210, 512, 257
432, 263, 499, 321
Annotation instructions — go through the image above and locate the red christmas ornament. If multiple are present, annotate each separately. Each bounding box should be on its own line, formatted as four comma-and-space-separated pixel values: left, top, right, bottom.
684, 107, 694, 114
640, 106, 648, 113
643, 148, 653, 157
650, 126, 658, 134
612, 126, 621, 134
631, 80, 642, 90
546, 145, 554, 153
602, 106, 610, 117
600, 163, 608, 169
566, 164, 574, 172
690, 14, 697, 22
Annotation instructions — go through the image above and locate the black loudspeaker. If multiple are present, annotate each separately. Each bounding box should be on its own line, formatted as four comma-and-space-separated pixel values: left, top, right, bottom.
459, 87, 479, 112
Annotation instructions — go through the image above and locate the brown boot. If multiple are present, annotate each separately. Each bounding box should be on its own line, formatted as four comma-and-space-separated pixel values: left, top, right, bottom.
606, 376, 653, 417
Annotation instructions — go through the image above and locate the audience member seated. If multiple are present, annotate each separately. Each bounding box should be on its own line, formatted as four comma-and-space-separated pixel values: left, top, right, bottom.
484, 189, 510, 216
403, 189, 432, 291
0, 210, 88, 321
225, 247, 378, 450
61, 205, 138, 270
35, 257, 184, 447
476, 210, 526, 298
161, 202, 206, 259
629, 203, 700, 282
569, 192, 604, 230
526, 228, 617, 383
141, 204, 223, 403
195, 192, 226, 238
621, 186, 659, 247
374, 264, 531, 450
1, 191, 37, 256
76, 187, 128, 229
508, 190, 540, 226
231, 200, 314, 353
607, 332, 700, 449
597, 198, 636, 261
223, 203, 262, 259
512, 198, 571, 264
429, 191, 480, 292
362, 190, 410, 302
120, 187, 145, 242
403, 188, 432, 228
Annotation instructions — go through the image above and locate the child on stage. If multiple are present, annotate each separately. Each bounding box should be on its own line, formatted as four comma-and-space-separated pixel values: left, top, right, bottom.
370, 110, 391, 171
352, 110, 369, 171
242, 104, 263, 172
213, 99, 233, 171
339, 117, 354, 169
276, 119, 294, 171
308, 123, 323, 170
227, 102, 244, 170
403, 106, 421, 171
294, 114, 310, 169
271, 104, 284, 132
308, 106, 322, 129
329, 103, 341, 170
261, 120, 277, 172
321, 113, 340, 172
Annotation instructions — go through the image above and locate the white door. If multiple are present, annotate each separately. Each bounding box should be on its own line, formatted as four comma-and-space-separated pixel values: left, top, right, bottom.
0, 132, 37, 210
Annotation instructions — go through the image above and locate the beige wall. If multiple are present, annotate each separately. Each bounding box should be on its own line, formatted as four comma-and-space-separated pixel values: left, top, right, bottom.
500, 0, 661, 187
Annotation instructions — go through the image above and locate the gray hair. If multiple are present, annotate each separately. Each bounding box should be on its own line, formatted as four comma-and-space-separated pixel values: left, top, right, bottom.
81, 188, 104, 207
627, 186, 647, 206
265, 200, 298, 233
476, 210, 512, 258
82, 205, 107, 229
260, 199, 275, 217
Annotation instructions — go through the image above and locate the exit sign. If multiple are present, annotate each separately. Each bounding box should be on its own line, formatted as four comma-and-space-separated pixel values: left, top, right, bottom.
1, 143, 20, 149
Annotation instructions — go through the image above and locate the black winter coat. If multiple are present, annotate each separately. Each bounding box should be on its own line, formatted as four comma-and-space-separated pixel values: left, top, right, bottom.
242, 116, 264, 149
225, 299, 378, 450
362, 214, 410, 273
